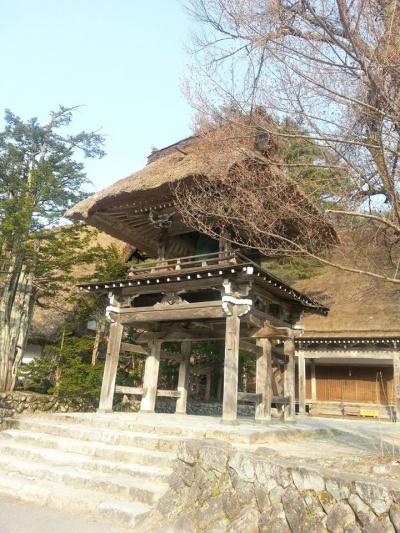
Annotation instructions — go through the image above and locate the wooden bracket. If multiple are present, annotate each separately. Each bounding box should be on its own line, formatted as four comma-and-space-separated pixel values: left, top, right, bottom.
239, 340, 262, 355
120, 342, 150, 356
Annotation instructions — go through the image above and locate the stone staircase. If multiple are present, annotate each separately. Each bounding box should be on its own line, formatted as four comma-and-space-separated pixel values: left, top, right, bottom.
0, 412, 182, 527
0, 410, 333, 528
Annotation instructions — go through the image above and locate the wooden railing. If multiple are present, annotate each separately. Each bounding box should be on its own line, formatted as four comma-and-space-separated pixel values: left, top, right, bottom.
114, 385, 181, 398
127, 251, 244, 277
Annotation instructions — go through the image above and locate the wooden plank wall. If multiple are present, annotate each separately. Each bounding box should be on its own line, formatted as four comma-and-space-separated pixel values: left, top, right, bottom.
304, 366, 395, 404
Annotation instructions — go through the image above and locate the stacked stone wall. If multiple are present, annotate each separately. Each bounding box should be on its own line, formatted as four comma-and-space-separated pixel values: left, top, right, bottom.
0, 391, 86, 428
141, 439, 400, 532
155, 399, 255, 417
0, 394, 255, 426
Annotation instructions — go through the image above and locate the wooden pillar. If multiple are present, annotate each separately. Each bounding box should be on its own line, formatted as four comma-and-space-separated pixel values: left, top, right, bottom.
204, 373, 212, 401
310, 359, 317, 400
175, 341, 191, 414
272, 365, 284, 418
217, 371, 223, 401
394, 354, 400, 422
298, 350, 306, 414
140, 339, 162, 412
255, 338, 272, 423
222, 307, 240, 423
283, 337, 296, 422
91, 328, 101, 366
98, 321, 123, 412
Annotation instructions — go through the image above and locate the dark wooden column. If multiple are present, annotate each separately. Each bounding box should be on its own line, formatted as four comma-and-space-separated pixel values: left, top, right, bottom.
255, 338, 272, 423
204, 372, 212, 401
283, 337, 296, 422
217, 372, 223, 402
298, 350, 306, 414
175, 341, 191, 414
222, 306, 241, 423
140, 339, 162, 412
98, 321, 123, 412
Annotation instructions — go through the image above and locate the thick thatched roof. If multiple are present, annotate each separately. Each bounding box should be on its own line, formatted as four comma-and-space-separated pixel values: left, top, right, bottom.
296, 265, 400, 339
66, 130, 335, 258
66, 137, 200, 223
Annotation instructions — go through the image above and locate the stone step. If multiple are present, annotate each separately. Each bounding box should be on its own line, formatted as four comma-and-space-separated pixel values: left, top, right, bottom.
0, 440, 172, 481
0, 454, 166, 505
6, 417, 181, 451
42, 412, 206, 438
0, 429, 176, 467
0, 472, 150, 525
19, 412, 314, 445
6, 414, 265, 446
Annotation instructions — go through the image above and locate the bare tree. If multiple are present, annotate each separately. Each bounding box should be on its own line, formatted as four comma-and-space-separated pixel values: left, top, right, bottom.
182, 0, 400, 283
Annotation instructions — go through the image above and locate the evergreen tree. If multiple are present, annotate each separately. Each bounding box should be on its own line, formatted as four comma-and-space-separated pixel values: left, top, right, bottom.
281, 118, 351, 208
0, 107, 104, 391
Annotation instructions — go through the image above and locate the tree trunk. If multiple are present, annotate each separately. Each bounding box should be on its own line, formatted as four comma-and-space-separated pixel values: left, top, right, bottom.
0, 255, 36, 392
91, 328, 102, 366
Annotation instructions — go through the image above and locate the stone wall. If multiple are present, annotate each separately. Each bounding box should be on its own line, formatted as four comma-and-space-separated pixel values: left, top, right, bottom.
140, 439, 400, 532
0, 393, 255, 422
0, 391, 85, 428
155, 399, 255, 417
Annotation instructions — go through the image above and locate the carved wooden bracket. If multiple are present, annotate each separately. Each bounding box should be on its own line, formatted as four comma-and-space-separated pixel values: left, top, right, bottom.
154, 291, 189, 307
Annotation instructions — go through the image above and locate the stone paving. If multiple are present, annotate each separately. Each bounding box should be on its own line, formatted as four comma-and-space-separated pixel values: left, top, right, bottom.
0, 495, 131, 533
60, 411, 400, 474
245, 416, 400, 479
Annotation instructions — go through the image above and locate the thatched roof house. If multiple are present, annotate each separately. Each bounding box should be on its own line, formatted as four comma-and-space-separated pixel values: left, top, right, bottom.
293, 245, 400, 416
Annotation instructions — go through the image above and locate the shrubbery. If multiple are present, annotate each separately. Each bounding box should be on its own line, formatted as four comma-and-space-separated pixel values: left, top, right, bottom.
19, 335, 104, 409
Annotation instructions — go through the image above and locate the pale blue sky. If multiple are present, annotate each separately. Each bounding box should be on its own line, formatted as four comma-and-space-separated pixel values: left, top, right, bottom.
0, 0, 193, 192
